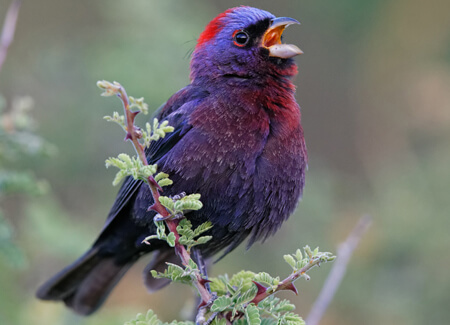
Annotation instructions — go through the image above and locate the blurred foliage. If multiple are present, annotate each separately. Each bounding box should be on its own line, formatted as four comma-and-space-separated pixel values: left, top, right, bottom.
0, 0, 449, 325
0, 93, 55, 323
0, 93, 54, 266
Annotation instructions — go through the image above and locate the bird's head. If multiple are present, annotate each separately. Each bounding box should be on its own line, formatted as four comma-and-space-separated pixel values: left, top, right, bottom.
190, 6, 303, 85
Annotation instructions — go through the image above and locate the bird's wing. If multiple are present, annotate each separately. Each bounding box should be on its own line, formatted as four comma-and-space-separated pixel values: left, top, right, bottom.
101, 85, 208, 229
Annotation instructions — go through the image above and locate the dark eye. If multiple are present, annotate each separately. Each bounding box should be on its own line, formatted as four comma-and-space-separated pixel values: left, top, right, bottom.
233, 31, 249, 46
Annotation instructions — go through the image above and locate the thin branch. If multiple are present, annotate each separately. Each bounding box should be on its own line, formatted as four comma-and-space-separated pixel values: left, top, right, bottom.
306, 214, 372, 325
0, 0, 21, 74
99, 81, 213, 308
250, 250, 335, 305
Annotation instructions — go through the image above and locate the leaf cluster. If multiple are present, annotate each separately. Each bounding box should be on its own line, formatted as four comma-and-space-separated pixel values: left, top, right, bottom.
158, 193, 203, 218
142, 207, 207, 249
257, 297, 303, 325
150, 260, 196, 285
208, 273, 304, 325
146, 220, 212, 282
102, 84, 174, 187
105, 153, 158, 186
283, 245, 335, 281
129, 96, 149, 115
141, 119, 174, 148
125, 309, 194, 325
203, 246, 335, 324
143, 221, 177, 247
176, 219, 212, 252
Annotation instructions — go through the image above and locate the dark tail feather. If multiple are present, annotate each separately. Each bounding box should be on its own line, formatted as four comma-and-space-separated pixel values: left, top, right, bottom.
143, 249, 180, 292
36, 248, 136, 315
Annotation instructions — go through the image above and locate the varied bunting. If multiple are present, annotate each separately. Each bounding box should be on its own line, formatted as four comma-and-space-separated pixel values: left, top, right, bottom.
36, 6, 307, 315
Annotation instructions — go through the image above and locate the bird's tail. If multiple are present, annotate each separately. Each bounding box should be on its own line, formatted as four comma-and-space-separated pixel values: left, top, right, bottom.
36, 247, 136, 315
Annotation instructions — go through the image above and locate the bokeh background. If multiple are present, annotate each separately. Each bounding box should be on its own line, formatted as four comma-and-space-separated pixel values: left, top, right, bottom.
1, 0, 450, 324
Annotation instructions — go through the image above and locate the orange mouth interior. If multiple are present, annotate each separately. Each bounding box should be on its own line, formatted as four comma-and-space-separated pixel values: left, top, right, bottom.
263, 25, 286, 48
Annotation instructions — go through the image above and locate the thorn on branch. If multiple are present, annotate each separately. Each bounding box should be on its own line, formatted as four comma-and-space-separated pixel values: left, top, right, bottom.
252, 281, 267, 296
148, 176, 163, 192
284, 282, 298, 295
198, 278, 212, 286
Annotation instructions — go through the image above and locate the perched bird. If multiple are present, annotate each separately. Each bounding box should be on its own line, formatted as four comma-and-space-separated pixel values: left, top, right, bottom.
37, 6, 307, 315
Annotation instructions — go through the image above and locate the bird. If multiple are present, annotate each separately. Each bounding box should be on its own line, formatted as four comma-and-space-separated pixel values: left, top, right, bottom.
36, 6, 307, 316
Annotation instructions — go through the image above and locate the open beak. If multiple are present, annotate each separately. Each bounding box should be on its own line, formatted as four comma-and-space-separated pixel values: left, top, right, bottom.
262, 17, 303, 59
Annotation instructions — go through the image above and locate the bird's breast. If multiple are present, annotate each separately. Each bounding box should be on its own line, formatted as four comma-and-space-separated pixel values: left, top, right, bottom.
158, 93, 306, 248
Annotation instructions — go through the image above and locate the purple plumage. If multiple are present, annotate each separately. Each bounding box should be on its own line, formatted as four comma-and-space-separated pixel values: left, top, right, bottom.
36, 6, 307, 315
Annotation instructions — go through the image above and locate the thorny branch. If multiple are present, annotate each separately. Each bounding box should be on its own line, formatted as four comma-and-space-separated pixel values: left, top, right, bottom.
97, 81, 213, 310
249, 249, 334, 306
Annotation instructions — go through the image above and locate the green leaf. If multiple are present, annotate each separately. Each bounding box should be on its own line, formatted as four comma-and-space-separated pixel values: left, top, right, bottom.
235, 285, 258, 306
141, 164, 157, 178
118, 153, 133, 166
178, 237, 195, 247
136, 321, 148, 325
105, 157, 126, 169
211, 319, 227, 325
283, 254, 297, 269
145, 310, 160, 325
187, 258, 198, 270
257, 295, 279, 312
313, 247, 319, 256
173, 198, 203, 212
229, 271, 257, 292
112, 170, 127, 186
178, 219, 192, 228
177, 220, 195, 239
210, 296, 233, 312
195, 236, 212, 245
157, 178, 173, 187
193, 221, 213, 236
159, 196, 174, 212
97, 80, 121, 96
245, 304, 261, 325
283, 312, 305, 325
273, 299, 296, 313
124, 309, 163, 325
185, 193, 201, 200
154, 172, 169, 182
129, 96, 149, 115
152, 263, 192, 284
255, 272, 275, 286
304, 246, 313, 258
209, 275, 228, 295
226, 282, 238, 296
103, 111, 126, 128
167, 232, 176, 247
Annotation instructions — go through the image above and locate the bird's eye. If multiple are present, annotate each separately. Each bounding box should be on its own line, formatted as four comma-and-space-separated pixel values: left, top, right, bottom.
233, 31, 249, 47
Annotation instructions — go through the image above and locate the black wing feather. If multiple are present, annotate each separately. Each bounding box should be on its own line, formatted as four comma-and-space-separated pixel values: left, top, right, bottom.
101, 85, 207, 229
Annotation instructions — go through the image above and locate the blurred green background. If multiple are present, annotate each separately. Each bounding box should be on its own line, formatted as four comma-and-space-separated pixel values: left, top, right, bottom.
1, 0, 449, 324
